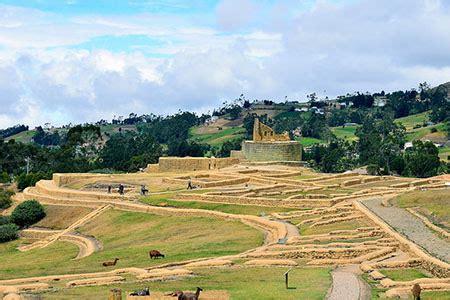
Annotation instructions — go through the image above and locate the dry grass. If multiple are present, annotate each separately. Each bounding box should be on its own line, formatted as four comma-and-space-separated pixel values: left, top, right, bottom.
0, 210, 262, 279
299, 218, 375, 235
394, 190, 450, 229
35, 205, 93, 230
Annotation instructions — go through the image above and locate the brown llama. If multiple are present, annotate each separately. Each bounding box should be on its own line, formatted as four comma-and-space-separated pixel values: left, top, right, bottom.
149, 250, 165, 259
412, 283, 421, 300
102, 258, 119, 267
178, 287, 203, 300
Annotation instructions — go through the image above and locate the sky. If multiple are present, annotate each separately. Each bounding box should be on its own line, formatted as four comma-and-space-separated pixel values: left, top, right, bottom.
0, 0, 449, 128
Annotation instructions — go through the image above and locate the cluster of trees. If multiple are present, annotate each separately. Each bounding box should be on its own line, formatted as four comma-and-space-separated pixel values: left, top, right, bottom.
0, 199, 45, 243
0, 124, 28, 138
306, 112, 446, 177
0, 83, 448, 185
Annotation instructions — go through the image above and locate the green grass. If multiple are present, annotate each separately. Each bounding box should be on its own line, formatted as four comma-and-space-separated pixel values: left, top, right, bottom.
5, 130, 37, 143
189, 126, 245, 147
331, 126, 358, 141
37, 267, 332, 300
363, 272, 450, 299
439, 146, 450, 162
0, 210, 262, 279
296, 137, 326, 147
395, 190, 450, 229
381, 268, 430, 281
395, 111, 430, 130
141, 194, 295, 215
405, 122, 446, 142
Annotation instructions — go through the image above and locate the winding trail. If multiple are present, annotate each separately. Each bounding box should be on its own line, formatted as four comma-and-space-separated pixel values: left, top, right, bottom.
327, 265, 370, 300
21, 228, 102, 259
362, 198, 450, 263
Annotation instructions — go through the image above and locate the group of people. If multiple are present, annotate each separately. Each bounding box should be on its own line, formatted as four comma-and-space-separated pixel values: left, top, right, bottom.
107, 184, 149, 195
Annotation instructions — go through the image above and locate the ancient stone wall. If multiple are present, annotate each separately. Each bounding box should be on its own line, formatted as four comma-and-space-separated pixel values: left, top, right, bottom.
151, 157, 239, 172
242, 141, 302, 161
253, 118, 290, 142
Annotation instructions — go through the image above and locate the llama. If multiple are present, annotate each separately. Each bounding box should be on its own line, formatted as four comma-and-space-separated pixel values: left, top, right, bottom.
412, 283, 421, 300
149, 250, 165, 259
178, 287, 203, 300
102, 258, 119, 267
130, 287, 150, 296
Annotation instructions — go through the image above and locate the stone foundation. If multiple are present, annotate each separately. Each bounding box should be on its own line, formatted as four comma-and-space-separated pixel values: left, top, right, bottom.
147, 157, 240, 172
242, 141, 302, 162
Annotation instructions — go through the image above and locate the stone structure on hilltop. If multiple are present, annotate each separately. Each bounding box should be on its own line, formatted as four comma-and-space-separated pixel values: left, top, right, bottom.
253, 118, 290, 142
232, 118, 302, 162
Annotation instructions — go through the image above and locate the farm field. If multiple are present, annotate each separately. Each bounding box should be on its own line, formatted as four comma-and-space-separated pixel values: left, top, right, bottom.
39, 267, 332, 300
189, 126, 246, 147
0, 209, 262, 279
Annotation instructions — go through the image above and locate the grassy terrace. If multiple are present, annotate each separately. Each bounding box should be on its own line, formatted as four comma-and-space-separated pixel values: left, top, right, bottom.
394, 190, 450, 230
141, 193, 297, 215
298, 218, 375, 235
0, 210, 262, 279
381, 268, 430, 281
38, 267, 332, 300
363, 268, 450, 299
36, 205, 93, 230
189, 126, 245, 147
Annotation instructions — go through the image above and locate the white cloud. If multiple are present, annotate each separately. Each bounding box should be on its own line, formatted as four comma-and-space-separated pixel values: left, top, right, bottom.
0, 0, 449, 128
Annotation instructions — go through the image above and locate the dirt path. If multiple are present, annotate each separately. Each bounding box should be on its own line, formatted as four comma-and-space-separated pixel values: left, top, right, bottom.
327, 265, 370, 300
18, 205, 110, 252
22, 228, 102, 259
362, 198, 450, 263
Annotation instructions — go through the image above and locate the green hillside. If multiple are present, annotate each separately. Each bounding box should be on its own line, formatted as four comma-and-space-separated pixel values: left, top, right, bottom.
331, 126, 358, 140
5, 130, 36, 143
189, 126, 246, 147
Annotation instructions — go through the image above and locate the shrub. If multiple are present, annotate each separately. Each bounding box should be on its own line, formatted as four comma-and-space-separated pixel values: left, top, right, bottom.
0, 215, 11, 225
0, 171, 9, 183
0, 223, 19, 243
430, 127, 438, 133
11, 200, 46, 228
0, 188, 14, 209
16, 172, 51, 191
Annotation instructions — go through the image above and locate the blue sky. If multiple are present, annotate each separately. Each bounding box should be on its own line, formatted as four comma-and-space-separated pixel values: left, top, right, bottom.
0, 0, 449, 127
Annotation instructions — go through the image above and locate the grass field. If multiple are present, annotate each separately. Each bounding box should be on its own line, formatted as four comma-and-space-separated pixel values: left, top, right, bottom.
296, 137, 326, 147
395, 111, 430, 130
36, 205, 93, 229
331, 126, 358, 140
38, 267, 332, 300
381, 268, 430, 281
189, 126, 245, 147
141, 194, 296, 215
299, 218, 375, 235
405, 122, 446, 142
439, 146, 450, 162
394, 190, 450, 229
5, 130, 37, 143
0, 210, 262, 279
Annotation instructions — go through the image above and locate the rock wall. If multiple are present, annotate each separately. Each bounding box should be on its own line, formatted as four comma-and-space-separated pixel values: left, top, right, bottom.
242, 141, 302, 161
153, 157, 240, 172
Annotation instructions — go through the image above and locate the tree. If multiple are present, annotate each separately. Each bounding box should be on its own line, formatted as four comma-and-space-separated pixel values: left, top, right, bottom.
16, 172, 51, 191
217, 139, 242, 158
0, 188, 14, 209
11, 200, 46, 228
356, 113, 405, 175
0, 223, 19, 243
404, 141, 441, 178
